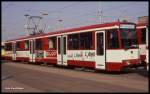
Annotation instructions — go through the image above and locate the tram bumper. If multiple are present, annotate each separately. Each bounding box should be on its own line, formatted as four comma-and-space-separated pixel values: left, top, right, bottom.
122, 59, 140, 68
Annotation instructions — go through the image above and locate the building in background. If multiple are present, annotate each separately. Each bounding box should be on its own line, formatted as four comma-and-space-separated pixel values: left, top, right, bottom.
138, 16, 148, 24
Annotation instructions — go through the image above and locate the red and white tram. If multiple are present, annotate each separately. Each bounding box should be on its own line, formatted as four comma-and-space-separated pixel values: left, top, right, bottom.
3, 21, 140, 71
136, 23, 149, 69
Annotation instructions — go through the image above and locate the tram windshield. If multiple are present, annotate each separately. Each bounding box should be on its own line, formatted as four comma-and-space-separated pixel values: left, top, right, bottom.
120, 28, 138, 49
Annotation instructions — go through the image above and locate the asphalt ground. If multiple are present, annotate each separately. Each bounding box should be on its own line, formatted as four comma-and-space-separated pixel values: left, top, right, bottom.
1, 61, 149, 93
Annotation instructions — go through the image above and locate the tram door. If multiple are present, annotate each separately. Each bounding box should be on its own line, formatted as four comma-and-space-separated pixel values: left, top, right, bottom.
95, 31, 106, 69
12, 42, 16, 60
57, 35, 67, 66
29, 40, 35, 62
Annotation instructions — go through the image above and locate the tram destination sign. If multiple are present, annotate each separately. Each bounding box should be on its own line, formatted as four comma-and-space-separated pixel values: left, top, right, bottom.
120, 24, 135, 29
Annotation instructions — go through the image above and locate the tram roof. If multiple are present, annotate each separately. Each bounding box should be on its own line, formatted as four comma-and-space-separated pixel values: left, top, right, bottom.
5, 21, 135, 43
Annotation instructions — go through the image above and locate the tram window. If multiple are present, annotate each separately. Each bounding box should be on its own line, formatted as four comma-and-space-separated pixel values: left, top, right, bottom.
63, 37, 66, 54
68, 34, 79, 49
68, 38, 73, 49
107, 29, 119, 49
2, 45, 4, 49
97, 33, 104, 55
16, 42, 20, 50
58, 38, 60, 54
35, 39, 42, 50
80, 32, 93, 49
24, 40, 29, 50
30, 41, 32, 54
141, 28, 146, 44
5, 43, 12, 51
48, 37, 56, 50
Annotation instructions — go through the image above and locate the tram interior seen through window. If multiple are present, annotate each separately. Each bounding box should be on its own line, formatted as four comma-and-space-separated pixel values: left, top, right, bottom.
107, 29, 119, 49
35, 39, 42, 50
48, 37, 56, 50
16, 42, 20, 50
121, 28, 137, 48
80, 32, 93, 49
68, 32, 93, 50
24, 40, 29, 50
5, 43, 12, 51
68, 34, 79, 49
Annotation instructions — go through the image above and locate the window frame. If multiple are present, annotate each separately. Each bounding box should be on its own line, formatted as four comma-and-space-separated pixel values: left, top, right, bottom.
16, 41, 21, 51
24, 40, 29, 50
5, 43, 12, 51
48, 36, 57, 50
67, 31, 94, 50
79, 32, 93, 50
68, 33, 79, 50
97, 32, 104, 55
35, 38, 43, 50
106, 29, 120, 49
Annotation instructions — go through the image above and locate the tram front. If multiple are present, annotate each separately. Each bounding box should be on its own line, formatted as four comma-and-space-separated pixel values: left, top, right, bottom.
106, 22, 140, 71
120, 23, 140, 70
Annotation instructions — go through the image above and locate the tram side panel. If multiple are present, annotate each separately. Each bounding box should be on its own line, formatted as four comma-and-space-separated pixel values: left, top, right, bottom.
15, 40, 30, 62
34, 37, 57, 65
67, 31, 96, 69
106, 49, 139, 71
67, 50, 96, 68
43, 37, 57, 65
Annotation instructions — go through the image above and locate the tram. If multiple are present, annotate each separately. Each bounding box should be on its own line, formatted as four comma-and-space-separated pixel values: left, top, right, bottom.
3, 21, 140, 71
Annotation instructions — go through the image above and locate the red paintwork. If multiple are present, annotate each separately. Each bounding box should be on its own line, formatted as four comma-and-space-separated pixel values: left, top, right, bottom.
136, 28, 143, 44
1, 56, 5, 60
67, 60, 95, 68
20, 41, 24, 50
42, 37, 49, 50
45, 50, 57, 57
3, 56, 12, 60
122, 59, 140, 65
117, 29, 123, 49
35, 58, 44, 63
35, 58, 57, 64
16, 57, 29, 62
106, 59, 139, 71
140, 55, 146, 61
43, 58, 57, 64
106, 62, 123, 71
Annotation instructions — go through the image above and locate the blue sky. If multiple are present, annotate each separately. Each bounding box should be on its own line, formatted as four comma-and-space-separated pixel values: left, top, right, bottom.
2, 1, 148, 41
